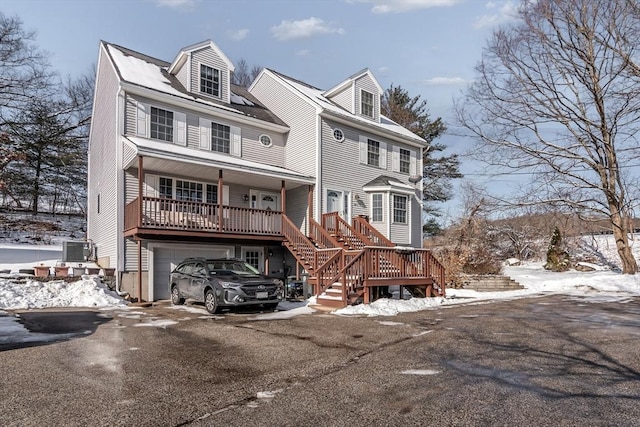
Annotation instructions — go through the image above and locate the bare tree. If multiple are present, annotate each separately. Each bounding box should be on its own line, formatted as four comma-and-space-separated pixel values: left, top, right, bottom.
456, 0, 640, 273
0, 13, 52, 126
231, 58, 262, 88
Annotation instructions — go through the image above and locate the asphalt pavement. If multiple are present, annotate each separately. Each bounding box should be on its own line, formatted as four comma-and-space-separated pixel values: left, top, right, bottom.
2, 295, 639, 426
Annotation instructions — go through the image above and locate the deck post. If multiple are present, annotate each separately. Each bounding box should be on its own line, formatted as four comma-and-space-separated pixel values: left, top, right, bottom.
307, 185, 313, 234
137, 156, 143, 227
218, 170, 224, 232
137, 239, 143, 302
281, 180, 286, 215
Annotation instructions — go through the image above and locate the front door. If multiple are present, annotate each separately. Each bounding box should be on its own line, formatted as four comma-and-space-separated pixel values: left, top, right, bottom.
258, 193, 279, 211
326, 189, 346, 219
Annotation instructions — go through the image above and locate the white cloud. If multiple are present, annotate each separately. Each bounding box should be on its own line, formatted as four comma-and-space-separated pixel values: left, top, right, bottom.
351, 0, 460, 14
296, 49, 311, 56
227, 28, 250, 41
473, 0, 519, 29
423, 77, 470, 86
270, 17, 345, 41
378, 66, 390, 74
153, 0, 198, 8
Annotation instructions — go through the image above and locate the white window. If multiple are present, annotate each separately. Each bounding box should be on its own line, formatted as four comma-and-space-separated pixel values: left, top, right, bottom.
136, 102, 186, 145
199, 119, 242, 156
333, 128, 344, 142
367, 139, 380, 167
399, 148, 411, 174
200, 64, 220, 97
359, 135, 387, 169
150, 107, 173, 142
393, 195, 408, 224
259, 134, 272, 147
371, 193, 383, 222
212, 122, 230, 153
361, 90, 374, 118
392, 146, 417, 175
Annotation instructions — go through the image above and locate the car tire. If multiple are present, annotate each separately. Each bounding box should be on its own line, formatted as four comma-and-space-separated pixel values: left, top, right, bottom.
204, 289, 219, 314
171, 285, 185, 305
264, 302, 278, 311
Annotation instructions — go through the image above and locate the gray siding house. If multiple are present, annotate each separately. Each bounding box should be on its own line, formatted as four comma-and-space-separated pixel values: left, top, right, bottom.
88, 40, 444, 307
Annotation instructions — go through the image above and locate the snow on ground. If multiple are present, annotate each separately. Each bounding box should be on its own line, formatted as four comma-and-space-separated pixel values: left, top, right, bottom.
2, 213, 638, 348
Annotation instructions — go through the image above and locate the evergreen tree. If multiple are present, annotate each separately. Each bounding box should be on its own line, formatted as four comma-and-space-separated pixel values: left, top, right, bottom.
381, 84, 462, 223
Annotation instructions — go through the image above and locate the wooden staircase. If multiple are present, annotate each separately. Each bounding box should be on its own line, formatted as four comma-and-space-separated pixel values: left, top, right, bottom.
281, 213, 446, 309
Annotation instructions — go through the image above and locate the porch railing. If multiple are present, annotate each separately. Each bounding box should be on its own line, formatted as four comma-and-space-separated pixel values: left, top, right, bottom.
124, 196, 282, 235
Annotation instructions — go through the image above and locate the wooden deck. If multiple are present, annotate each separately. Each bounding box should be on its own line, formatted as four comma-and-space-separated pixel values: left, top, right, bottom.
124, 197, 283, 239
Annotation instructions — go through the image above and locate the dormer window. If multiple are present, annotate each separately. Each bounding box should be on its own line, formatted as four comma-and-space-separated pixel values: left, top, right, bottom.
200, 64, 220, 97
361, 90, 374, 118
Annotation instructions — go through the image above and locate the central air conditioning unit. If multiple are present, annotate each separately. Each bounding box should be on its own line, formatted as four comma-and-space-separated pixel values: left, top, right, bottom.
62, 241, 89, 262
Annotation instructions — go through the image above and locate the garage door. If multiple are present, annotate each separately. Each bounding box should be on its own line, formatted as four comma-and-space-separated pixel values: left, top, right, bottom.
153, 245, 233, 301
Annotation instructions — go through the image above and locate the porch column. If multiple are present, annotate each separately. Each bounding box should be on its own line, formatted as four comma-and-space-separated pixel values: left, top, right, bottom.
307, 184, 314, 233
218, 170, 224, 232
137, 239, 143, 302
137, 156, 143, 227
280, 180, 286, 215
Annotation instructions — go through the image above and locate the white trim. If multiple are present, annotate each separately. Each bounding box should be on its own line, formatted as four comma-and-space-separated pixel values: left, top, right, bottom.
370, 192, 384, 223
198, 62, 222, 99
391, 193, 410, 225
168, 40, 235, 74
359, 88, 375, 119
240, 246, 265, 274
259, 134, 273, 147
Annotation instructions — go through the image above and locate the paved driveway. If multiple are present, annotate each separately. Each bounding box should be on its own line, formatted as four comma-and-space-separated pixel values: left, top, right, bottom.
2, 295, 639, 426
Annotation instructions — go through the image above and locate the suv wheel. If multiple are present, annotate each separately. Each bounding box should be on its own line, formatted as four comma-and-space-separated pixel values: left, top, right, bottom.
204, 289, 219, 314
171, 285, 185, 305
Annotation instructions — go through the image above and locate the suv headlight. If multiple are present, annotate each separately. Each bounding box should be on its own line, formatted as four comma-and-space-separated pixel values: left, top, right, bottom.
218, 281, 235, 289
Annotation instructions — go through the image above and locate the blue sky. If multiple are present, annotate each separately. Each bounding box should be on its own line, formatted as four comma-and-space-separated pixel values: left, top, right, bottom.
3, 0, 521, 219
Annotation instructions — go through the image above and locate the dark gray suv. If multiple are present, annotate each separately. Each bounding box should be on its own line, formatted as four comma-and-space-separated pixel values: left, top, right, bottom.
169, 258, 282, 314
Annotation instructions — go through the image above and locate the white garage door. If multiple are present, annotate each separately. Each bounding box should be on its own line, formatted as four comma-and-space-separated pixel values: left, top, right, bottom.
153, 245, 233, 301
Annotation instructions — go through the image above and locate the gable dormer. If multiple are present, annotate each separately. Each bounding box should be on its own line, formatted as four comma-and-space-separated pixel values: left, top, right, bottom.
324, 68, 383, 123
168, 40, 235, 104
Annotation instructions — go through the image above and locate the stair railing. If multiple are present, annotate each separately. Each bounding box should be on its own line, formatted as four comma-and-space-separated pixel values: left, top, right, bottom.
309, 218, 342, 249
281, 215, 316, 269
352, 215, 394, 247
322, 212, 368, 250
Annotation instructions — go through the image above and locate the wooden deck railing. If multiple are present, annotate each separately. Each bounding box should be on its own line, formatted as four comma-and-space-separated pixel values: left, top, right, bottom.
309, 218, 341, 249
124, 196, 282, 235
352, 216, 394, 247
322, 212, 368, 250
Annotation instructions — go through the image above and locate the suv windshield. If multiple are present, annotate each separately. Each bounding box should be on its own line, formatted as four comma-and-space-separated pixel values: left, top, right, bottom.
207, 260, 261, 276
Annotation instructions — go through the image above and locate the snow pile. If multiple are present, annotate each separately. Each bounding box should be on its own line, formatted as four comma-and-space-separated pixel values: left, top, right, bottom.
0, 276, 127, 310
335, 262, 640, 316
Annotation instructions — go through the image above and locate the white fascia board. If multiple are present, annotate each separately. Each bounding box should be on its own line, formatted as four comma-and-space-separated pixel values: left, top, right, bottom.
120, 81, 289, 134
168, 40, 235, 74
363, 69, 383, 94
363, 185, 416, 195
319, 110, 426, 148
323, 78, 352, 98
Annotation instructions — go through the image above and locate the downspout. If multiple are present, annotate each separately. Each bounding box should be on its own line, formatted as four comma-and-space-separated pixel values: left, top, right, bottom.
315, 112, 322, 221
116, 87, 125, 294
